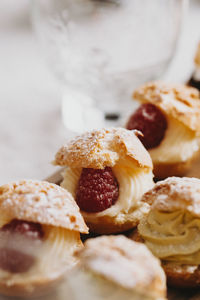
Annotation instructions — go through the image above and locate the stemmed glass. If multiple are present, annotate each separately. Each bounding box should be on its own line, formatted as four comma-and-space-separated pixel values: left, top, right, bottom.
32, 0, 188, 132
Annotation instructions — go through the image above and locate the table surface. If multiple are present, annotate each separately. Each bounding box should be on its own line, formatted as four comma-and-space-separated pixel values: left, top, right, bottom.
0, 0, 200, 185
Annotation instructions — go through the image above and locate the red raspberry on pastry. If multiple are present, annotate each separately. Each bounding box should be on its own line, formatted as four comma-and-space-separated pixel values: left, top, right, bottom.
128, 81, 200, 179
55, 128, 154, 234
0, 180, 88, 297
0, 248, 35, 273
76, 167, 119, 213
126, 103, 167, 149
2, 219, 44, 240
0, 220, 44, 273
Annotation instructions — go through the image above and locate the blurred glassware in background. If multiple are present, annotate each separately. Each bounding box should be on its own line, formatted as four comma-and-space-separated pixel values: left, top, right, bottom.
32, 0, 188, 133
188, 42, 200, 91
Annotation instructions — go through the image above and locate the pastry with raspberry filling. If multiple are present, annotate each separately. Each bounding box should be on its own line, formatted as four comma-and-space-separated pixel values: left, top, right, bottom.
126, 81, 200, 179
54, 128, 154, 234
0, 180, 88, 297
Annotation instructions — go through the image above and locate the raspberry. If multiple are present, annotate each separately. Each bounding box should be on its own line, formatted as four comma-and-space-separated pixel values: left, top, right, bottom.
0, 220, 44, 273
1, 219, 44, 240
0, 248, 35, 273
126, 103, 167, 149
76, 167, 119, 213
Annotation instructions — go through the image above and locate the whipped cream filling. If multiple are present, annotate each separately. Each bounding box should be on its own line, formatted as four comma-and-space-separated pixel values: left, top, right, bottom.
138, 210, 200, 265
61, 159, 154, 218
149, 116, 200, 164
0, 218, 81, 284
68, 268, 164, 300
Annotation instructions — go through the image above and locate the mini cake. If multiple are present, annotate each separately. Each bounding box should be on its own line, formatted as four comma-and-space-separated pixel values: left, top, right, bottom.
0, 180, 88, 297
68, 235, 167, 300
188, 42, 200, 91
53, 128, 154, 234
137, 177, 200, 288
126, 81, 200, 179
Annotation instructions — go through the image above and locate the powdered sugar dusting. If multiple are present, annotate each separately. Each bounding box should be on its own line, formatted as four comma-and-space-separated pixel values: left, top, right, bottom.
0, 180, 88, 233
53, 127, 152, 169
142, 177, 200, 216
77, 235, 166, 297
133, 81, 200, 132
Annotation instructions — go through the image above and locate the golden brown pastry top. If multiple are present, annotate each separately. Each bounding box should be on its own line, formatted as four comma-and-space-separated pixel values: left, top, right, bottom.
133, 81, 200, 132
0, 180, 88, 233
77, 235, 166, 297
142, 177, 200, 217
195, 42, 200, 67
53, 128, 153, 170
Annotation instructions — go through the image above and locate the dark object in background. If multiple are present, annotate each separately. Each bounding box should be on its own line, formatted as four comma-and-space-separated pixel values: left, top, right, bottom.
188, 42, 200, 91
188, 76, 200, 91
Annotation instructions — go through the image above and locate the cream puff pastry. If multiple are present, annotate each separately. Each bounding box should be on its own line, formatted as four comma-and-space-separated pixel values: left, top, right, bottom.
54, 128, 154, 234
126, 81, 200, 179
137, 177, 200, 287
68, 235, 167, 300
0, 180, 88, 297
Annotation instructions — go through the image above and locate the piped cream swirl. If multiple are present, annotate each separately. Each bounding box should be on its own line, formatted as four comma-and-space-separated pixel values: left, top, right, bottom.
138, 210, 200, 264
149, 116, 200, 164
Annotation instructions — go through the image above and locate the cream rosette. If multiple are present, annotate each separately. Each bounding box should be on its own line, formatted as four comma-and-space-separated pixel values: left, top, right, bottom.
138, 177, 200, 287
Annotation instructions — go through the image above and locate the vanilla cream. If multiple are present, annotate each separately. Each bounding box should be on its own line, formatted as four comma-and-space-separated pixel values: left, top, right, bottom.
149, 116, 200, 164
61, 158, 154, 218
138, 210, 200, 264
0, 219, 81, 284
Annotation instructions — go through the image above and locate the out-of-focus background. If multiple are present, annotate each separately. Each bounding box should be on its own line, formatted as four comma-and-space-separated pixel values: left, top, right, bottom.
0, 0, 200, 184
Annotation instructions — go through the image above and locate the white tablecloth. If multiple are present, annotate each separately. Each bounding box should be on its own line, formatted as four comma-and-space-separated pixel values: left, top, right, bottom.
0, 0, 200, 185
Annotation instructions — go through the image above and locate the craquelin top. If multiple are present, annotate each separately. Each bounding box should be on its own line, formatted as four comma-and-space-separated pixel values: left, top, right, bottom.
133, 81, 200, 132
0, 180, 88, 233
142, 177, 200, 217
53, 128, 153, 170
76, 235, 166, 298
